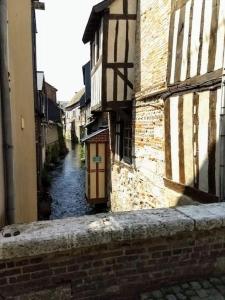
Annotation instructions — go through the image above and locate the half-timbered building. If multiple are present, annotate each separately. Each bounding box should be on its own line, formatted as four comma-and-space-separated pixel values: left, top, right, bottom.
83, 0, 137, 206
83, 0, 137, 112
164, 0, 225, 203
83, 0, 225, 211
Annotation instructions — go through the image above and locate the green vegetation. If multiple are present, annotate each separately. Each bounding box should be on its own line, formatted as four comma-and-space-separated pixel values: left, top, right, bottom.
80, 144, 85, 162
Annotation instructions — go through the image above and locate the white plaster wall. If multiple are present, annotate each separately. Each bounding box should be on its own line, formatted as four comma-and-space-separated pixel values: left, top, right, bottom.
91, 64, 102, 108
183, 93, 194, 186
0, 90, 5, 227
170, 96, 179, 183
216, 88, 222, 197
200, 0, 212, 75
110, 0, 123, 14
180, 0, 191, 82
128, 0, 137, 14
108, 20, 117, 63
190, 0, 203, 77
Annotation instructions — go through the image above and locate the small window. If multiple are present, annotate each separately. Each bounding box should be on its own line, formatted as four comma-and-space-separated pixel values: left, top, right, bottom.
115, 113, 132, 164
123, 122, 132, 163
123, 121, 132, 164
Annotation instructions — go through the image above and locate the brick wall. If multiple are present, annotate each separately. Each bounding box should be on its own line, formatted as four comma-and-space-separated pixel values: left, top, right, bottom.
86, 130, 109, 143
0, 204, 225, 299
134, 0, 171, 99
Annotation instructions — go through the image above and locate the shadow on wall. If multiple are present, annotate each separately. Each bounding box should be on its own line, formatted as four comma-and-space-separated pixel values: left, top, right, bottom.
131, 0, 222, 209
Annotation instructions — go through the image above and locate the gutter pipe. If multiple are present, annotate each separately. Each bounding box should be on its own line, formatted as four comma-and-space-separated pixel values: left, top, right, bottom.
0, 0, 15, 224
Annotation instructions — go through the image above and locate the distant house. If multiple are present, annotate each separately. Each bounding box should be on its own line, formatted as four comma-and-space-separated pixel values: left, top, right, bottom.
36, 71, 47, 191
44, 82, 60, 146
65, 89, 85, 143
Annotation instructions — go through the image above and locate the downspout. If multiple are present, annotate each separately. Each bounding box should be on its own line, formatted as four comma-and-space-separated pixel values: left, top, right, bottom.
219, 45, 225, 202
0, 0, 15, 224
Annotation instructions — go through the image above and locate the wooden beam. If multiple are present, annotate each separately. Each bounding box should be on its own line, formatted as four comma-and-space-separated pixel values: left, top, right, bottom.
115, 68, 133, 90
113, 20, 119, 101
208, 90, 217, 194
173, 0, 189, 12
197, 0, 206, 75
164, 177, 219, 203
102, 12, 109, 109
91, 56, 102, 76
175, 4, 185, 82
106, 63, 134, 68
186, 0, 194, 79
164, 99, 172, 179
178, 96, 185, 184
108, 14, 136, 20
168, 68, 223, 90
103, 100, 132, 112
166, 11, 175, 84
192, 92, 199, 189
208, 0, 220, 72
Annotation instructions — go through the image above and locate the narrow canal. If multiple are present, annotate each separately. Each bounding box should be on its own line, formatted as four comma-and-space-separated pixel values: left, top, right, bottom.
49, 142, 91, 219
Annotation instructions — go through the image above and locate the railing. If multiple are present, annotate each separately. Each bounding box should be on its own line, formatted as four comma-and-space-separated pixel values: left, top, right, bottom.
0, 203, 225, 299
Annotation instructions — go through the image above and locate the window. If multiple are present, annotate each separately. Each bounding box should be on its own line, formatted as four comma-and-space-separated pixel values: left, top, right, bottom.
115, 112, 132, 164
123, 122, 132, 163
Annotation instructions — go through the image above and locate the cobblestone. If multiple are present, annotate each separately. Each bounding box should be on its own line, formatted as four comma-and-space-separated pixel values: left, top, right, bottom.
141, 277, 225, 300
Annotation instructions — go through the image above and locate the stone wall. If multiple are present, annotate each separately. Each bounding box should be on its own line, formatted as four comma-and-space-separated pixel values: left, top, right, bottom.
134, 0, 171, 99
0, 204, 225, 299
110, 100, 166, 212
110, 0, 171, 211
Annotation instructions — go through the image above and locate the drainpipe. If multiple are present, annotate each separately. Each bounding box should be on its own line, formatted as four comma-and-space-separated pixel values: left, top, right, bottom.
0, 0, 15, 224
219, 46, 225, 202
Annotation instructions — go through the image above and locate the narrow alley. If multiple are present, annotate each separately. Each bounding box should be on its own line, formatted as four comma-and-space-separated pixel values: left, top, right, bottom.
49, 142, 90, 219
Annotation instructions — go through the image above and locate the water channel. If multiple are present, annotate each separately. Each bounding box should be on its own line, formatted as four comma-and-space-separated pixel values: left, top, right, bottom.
49, 142, 91, 219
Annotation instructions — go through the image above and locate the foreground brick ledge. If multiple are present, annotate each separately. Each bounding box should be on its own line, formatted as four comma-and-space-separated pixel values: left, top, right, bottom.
0, 203, 225, 260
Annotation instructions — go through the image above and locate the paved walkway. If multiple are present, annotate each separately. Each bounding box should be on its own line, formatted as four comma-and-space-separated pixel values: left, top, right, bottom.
141, 276, 225, 300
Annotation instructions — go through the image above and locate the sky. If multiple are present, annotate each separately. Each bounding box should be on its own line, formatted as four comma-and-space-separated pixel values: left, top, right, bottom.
36, 0, 99, 102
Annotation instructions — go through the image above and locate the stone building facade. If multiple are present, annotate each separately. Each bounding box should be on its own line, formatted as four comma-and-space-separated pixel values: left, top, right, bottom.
110, 0, 225, 211
110, 0, 171, 211
83, 0, 225, 211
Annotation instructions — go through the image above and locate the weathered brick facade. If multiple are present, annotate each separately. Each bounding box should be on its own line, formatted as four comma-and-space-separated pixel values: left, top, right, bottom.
110, 0, 172, 211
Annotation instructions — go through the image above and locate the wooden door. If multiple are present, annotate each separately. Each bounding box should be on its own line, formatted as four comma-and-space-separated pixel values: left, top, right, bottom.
86, 142, 107, 204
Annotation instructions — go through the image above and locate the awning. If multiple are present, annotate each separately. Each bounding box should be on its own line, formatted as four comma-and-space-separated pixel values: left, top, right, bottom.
81, 128, 108, 143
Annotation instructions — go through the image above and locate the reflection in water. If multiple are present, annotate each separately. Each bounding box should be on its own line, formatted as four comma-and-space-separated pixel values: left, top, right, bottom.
50, 142, 91, 219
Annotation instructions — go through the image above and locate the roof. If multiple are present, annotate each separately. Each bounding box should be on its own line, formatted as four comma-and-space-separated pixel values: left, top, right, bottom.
81, 128, 108, 142
83, 0, 114, 43
45, 81, 58, 92
37, 71, 44, 91
65, 88, 85, 110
